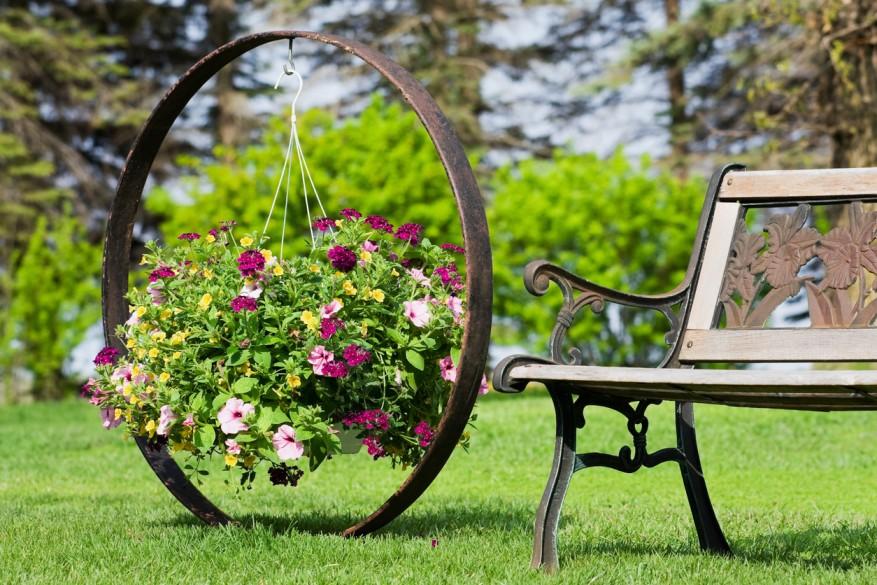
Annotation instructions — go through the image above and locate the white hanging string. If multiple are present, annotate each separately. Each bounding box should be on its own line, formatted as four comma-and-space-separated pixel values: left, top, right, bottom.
261, 39, 327, 258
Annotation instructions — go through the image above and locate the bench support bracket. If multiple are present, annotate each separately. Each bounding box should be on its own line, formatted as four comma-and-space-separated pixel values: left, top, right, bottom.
532, 383, 730, 572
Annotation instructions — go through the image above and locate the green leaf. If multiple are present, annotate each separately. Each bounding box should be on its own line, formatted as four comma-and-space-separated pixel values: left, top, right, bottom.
386, 328, 406, 345
232, 377, 258, 395
405, 349, 424, 371
226, 350, 250, 366
254, 351, 272, 371
194, 425, 215, 450
212, 393, 232, 411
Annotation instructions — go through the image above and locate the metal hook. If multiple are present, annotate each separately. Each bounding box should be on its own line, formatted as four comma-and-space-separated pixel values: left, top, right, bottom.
283, 38, 296, 75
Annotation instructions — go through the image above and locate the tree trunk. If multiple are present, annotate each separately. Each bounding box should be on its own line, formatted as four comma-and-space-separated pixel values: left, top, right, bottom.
664, 0, 689, 177
208, 0, 246, 152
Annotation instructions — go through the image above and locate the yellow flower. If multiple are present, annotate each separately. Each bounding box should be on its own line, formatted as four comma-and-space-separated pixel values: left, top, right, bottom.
241, 363, 254, 376
300, 310, 319, 331
136, 348, 147, 359
359, 250, 372, 262
121, 383, 133, 396
360, 322, 368, 337
261, 249, 273, 262
131, 365, 141, 376
206, 233, 216, 243
170, 331, 188, 346
172, 351, 182, 360
240, 236, 254, 247
309, 264, 320, 273
130, 394, 140, 406
160, 308, 172, 320
286, 374, 301, 389
135, 306, 147, 318
342, 280, 357, 296
334, 271, 344, 279
391, 269, 399, 277
159, 372, 170, 383
126, 338, 136, 349
273, 265, 284, 276
138, 323, 150, 332
202, 268, 214, 279
370, 289, 385, 303
114, 408, 123, 421
148, 348, 159, 359
224, 454, 238, 467
335, 219, 344, 228
150, 330, 166, 342
198, 293, 213, 311
139, 256, 148, 266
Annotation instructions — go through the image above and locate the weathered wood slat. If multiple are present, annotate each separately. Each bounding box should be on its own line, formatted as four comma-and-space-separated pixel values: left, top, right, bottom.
678, 328, 877, 362
686, 202, 740, 329
720, 168, 877, 202
509, 363, 877, 388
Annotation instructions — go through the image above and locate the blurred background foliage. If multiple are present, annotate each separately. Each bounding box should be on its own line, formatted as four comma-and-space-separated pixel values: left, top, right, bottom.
2, 0, 876, 401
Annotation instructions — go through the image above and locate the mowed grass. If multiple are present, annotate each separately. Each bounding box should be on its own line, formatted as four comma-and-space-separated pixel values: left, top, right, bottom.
3, 392, 877, 584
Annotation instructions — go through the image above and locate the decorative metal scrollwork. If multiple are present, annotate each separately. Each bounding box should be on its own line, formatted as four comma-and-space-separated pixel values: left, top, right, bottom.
721, 201, 877, 328
570, 396, 684, 474
523, 260, 688, 367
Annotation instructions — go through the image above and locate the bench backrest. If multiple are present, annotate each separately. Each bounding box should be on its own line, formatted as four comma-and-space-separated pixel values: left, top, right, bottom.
677, 167, 877, 364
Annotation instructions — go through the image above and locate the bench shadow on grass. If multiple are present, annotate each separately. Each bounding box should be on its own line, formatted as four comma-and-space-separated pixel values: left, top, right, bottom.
561, 523, 877, 571
160, 499, 534, 539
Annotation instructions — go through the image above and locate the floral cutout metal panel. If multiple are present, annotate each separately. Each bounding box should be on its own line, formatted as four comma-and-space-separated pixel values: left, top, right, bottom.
719, 201, 877, 329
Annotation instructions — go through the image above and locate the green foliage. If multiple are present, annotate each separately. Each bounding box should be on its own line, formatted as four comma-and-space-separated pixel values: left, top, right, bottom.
146, 97, 464, 256
489, 150, 706, 365
0, 215, 101, 401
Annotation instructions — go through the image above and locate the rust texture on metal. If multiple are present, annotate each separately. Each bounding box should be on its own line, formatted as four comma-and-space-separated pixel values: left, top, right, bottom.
102, 31, 492, 537
720, 201, 877, 328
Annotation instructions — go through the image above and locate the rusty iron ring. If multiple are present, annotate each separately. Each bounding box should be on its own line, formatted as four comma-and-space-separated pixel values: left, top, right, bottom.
102, 30, 492, 537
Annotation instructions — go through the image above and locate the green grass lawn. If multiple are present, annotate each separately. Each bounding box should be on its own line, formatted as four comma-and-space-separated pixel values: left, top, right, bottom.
3, 392, 877, 584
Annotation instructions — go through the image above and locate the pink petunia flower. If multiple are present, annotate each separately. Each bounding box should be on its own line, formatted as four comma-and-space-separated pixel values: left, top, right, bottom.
182, 414, 195, 427
403, 299, 432, 327
111, 365, 132, 382
439, 356, 457, 383
100, 408, 121, 430
408, 268, 430, 286
217, 397, 255, 435
157, 405, 178, 436
320, 299, 343, 319
239, 281, 263, 299
361, 240, 379, 253
446, 296, 464, 323
272, 424, 305, 461
147, 283, 166, 305
225, 439, 241, 455
308, 345, 334, 376
479, 375, 489, 395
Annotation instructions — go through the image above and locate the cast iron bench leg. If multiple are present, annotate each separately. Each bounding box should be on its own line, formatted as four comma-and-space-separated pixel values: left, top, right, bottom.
675, 401, 731, 554
532, 384, 576, 573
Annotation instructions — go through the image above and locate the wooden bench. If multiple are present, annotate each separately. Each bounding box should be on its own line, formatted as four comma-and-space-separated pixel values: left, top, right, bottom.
493, 164, 877, 571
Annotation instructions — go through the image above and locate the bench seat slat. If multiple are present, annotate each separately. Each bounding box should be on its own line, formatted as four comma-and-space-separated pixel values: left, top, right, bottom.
720, 168, 877, 202
508, 364, 877, 409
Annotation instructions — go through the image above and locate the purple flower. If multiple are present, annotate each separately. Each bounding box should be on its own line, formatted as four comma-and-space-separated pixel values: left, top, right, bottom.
148, 266, 176, 283
395, 223, 424, 245
439, 355, 457, 383
414, 420, 435, 448
320, 317, 344, 340
440, 243, 465, 254
343, 344, 371, 367
93, 347, 120, 366
220, 220, 237, 232
362, 436, 386, 458
177, 232, 200, 241
208, 228, 219, 237
434, 264, 463, 291
230, 296, 258, 313
236, 250, 266, 277
147, 283, 166, 305
340, 208, 362, 221
323, 361, 349, 378
362, 240, 379, 253
342, 409, 390, 430
101, 408, 122, 430
327, 245, 357, 272
365, 215, 394, 233
312, 217, 335, 232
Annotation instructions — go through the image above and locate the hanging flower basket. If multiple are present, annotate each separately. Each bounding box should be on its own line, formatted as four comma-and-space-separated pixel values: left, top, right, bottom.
98, 31, 492, 537
88, 212, 481, 486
